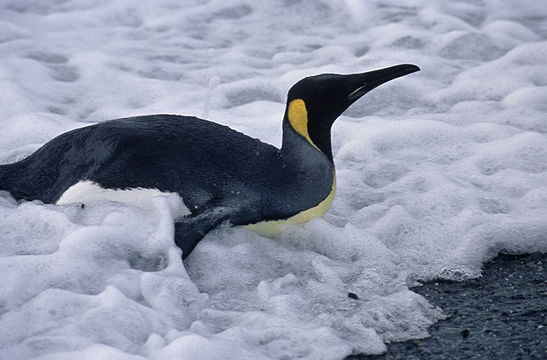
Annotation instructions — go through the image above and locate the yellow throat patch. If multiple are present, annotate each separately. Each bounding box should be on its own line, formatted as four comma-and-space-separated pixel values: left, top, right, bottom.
287, 99, 320, 151
244, 98, 336, 237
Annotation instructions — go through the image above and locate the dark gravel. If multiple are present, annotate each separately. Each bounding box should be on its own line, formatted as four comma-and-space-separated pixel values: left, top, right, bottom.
347, 253, 547, 360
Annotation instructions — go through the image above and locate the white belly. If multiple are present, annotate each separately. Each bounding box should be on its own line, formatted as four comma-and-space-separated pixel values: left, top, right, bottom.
56, 180, 190, 218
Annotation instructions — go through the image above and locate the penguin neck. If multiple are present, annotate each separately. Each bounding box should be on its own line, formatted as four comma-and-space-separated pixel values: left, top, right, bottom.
278, 116, 337, 222
280, 99, 334, 163
281, 117, 334, 165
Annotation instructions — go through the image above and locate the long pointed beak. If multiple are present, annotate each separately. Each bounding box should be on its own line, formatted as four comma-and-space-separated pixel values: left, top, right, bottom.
348, 64, 420, 100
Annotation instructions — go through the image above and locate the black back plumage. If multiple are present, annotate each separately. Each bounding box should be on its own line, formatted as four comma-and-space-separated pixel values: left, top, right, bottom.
0, 64, 419, 258
0, 115, 333, 223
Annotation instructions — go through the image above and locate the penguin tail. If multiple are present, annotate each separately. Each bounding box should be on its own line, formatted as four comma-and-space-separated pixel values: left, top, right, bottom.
0, 163, 32, 200
0, 163, 14, 191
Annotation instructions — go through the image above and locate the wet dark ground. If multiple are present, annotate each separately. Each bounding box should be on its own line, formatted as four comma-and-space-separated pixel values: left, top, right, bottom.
347, 253, 547, 360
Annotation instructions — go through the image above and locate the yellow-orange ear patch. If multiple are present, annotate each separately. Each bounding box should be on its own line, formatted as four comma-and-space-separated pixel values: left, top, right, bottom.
288, 99, 319, 151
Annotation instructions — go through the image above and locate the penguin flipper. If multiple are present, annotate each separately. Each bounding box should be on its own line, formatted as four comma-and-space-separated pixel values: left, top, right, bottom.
174, 206, 235, 259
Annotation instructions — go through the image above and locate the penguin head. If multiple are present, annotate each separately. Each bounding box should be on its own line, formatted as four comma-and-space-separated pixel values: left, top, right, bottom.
283, 64, 420, 160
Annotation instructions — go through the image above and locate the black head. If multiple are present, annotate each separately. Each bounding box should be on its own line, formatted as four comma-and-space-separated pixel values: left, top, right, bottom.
282, 64, 420, 161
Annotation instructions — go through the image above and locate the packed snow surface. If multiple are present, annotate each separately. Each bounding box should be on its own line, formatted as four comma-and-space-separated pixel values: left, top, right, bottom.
1, 0, 546, 359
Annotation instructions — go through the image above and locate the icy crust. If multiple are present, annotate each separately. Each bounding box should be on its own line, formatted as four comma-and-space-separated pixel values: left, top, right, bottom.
1, 0, 547, 359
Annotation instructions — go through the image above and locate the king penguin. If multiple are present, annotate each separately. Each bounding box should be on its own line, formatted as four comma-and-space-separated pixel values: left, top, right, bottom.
0, 64, 419, 258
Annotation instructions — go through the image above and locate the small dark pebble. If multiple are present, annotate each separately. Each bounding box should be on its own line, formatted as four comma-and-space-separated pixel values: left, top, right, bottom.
348, 292, 359, 300
461, 329, 470, 338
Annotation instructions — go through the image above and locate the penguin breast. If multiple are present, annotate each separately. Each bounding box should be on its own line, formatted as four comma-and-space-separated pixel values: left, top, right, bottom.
244, 174, 336, 236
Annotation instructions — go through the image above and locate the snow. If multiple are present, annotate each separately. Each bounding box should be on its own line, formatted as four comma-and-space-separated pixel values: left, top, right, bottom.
0, 0, 546, 359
